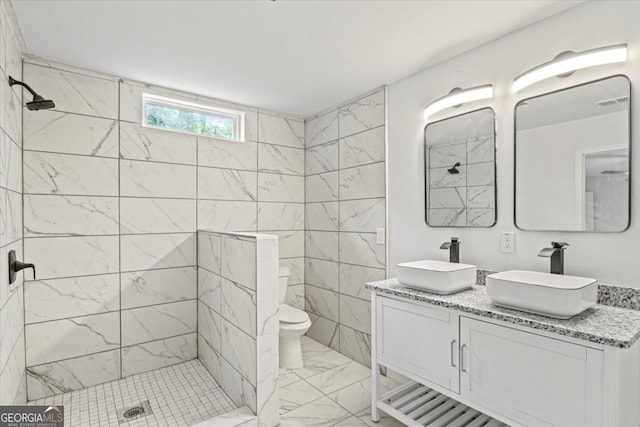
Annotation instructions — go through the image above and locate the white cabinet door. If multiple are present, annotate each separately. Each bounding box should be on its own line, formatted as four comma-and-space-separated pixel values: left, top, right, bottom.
376, 296, 459, 393
460, 317, 603, 427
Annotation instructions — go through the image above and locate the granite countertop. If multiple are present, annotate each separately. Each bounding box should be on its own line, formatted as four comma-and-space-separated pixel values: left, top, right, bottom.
366, 279, 640, 349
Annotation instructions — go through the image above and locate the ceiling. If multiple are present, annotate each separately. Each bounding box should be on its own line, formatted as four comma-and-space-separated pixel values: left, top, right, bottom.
12, 0, 581, 117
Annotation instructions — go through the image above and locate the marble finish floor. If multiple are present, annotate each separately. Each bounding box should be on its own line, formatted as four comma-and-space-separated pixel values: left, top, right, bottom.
28, 359, 237, 426
279, 336, 403, 427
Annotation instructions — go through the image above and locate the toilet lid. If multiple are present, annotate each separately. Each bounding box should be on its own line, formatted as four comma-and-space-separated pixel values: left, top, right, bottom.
280, 305, 309, 324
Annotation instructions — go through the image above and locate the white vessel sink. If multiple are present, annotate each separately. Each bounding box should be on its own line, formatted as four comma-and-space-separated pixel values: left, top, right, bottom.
486, 270, 597, 319
397, 260, 476, 295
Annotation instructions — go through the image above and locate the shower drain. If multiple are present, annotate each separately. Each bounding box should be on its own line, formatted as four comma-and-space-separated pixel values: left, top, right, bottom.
118, 400, 152, 424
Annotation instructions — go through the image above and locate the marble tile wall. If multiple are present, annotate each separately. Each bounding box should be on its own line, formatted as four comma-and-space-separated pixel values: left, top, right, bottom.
0, 0, 27, 405
21, 58, 305, 401
197, 231, 279, 426
304, 89, 387, 367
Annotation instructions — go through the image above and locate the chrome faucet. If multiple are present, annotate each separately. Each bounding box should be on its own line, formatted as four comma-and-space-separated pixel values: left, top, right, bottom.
440, 237, 460, 263
538, 242, 569, 275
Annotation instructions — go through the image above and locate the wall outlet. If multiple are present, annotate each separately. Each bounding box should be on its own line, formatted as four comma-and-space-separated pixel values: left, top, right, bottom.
500, 231, 515, 253
376, 228, 385, 245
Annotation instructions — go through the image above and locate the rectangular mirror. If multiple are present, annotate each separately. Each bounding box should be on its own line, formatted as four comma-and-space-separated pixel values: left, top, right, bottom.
515, 76, 631, 232
424, 107, 496, 227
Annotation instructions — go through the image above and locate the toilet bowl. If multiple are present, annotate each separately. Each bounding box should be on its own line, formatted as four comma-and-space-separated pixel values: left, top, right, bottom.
279, 266, 311, 369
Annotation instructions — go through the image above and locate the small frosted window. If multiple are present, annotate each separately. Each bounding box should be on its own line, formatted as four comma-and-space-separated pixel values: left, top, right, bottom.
142, 94, 244, 142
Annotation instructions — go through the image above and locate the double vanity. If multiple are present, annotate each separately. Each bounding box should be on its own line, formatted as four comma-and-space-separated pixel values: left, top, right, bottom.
368, 256, 640, 427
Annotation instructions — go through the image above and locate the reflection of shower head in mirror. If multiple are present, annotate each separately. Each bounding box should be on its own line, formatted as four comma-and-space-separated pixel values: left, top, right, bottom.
447, 162, 461, 174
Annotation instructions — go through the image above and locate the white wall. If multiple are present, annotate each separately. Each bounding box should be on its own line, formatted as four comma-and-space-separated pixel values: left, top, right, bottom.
388, 1, 640, 286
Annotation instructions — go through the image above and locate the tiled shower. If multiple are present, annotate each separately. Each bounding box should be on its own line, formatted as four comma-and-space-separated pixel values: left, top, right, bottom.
0, 2, 388, 423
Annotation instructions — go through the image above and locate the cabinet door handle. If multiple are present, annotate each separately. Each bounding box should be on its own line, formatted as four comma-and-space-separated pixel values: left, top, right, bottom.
460, 344, 467, 373
450, 339, 457, 368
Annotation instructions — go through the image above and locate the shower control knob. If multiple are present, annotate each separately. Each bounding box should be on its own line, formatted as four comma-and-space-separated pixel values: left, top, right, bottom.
8, 250, 36, 284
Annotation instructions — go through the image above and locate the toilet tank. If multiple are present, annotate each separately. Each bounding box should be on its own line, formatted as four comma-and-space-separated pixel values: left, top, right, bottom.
279, 266, 290, 305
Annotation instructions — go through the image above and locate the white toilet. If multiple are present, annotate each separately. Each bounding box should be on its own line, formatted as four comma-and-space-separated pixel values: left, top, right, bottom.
279, 266, 312, 369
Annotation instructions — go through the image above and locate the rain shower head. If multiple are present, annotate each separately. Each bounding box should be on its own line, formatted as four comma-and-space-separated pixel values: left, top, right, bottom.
447, 162, 461, 174
8, 76, 55, 110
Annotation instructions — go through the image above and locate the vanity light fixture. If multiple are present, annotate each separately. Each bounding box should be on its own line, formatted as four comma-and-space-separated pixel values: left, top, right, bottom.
423, 85, 493, 120
513, 44, 627, 92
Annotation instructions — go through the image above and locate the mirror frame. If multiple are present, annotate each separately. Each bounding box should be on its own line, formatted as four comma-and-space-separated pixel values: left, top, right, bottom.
513, 74, 632, 233
424, 106, 498, 228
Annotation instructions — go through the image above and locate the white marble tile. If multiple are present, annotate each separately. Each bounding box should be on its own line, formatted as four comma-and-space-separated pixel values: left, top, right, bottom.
339, 327, 372, 368
428, 208, 466, 227
258, 173, 304, 203
306, 231, 339, 262
339, 295, 371, 334
340, 126, 385, 169
221, 318, 257, 386
333, 416, 369, 426
121, 266, 197, 309
5, 189, 21, 244
306, 202, 339, 232
258, 144, 304, 175
339, 163, 385, 200
24, 63, 119, 118
24, 194, 119, 237
339, 264, 384, 301
24, 151, 118, 196
358, 413, 405, 427
120, 198, 196, 234
198, 301, 222, 351
429, 187, 466, 209
25, 274, 120, 324
279, 379, 323, 414
120, 121, 197, 165
24, 110, 118, 157
305, 360, 370, 395
120, 159, 196, 198
258, 202, 304, 231
198, 267, 222, 312
339, 232, 385, 269
221, 236, 256, 291
305, 258, 339, 292
305, 172, 339, 203
467, 161, 495, 186
244, 111, 259, 143
339, 198, 385, 233
280, 396, 350, 426
297, 336, 348, 375
4, 90, 21, 145
467, 185, 495, 208
280, 258, 303, 286
339, 91, 385, 138
198, 333, 221, 382
0, 241, 23, 309
221, 277, 257, 337
26, 350, 120, 400
198, 138, 258, 171
121, 333, 197, 377
285, 284, 305, 310
0, 288, 24, 374
5, 27, 23, 101
306, 141, 339, 175
258, 113, 304, 148
305, 285, 338, 321
467, 208, 496, 227
0, 136, 22, 192
328, 375, 397, 417
24, 236, 119, 279
0, 187, 6, 248
268, 230, 304, 259
427, 141, 466, 169
428, 165, 466, 189
220, 357, 257, 410
25, 312, 120, 366
121, 300, 197, 346
306, 110, 338, 148
0, 333, 25, 406
468, 136, 495, 164
198, 167, 257, 201
198, 232, 221, 274
120, 233, 197, 272
256, 333, 279, 425
198, 200, 257, 232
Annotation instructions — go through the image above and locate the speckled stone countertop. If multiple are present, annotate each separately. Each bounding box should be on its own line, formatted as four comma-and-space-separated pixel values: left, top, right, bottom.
366, 279, 640, 349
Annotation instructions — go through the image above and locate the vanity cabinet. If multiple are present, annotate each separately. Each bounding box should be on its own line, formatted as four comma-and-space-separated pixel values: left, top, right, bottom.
371, 293, 640, 427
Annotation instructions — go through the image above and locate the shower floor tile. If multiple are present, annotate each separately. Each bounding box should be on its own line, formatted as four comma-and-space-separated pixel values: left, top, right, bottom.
28, 359, 238, 427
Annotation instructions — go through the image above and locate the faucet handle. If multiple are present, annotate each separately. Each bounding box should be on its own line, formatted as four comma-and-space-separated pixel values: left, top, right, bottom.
451, 237, 459, 243
551, 242, 569, 249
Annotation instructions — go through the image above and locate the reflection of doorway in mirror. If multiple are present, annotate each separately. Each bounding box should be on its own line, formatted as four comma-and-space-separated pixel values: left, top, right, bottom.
576, 146, 628, 231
